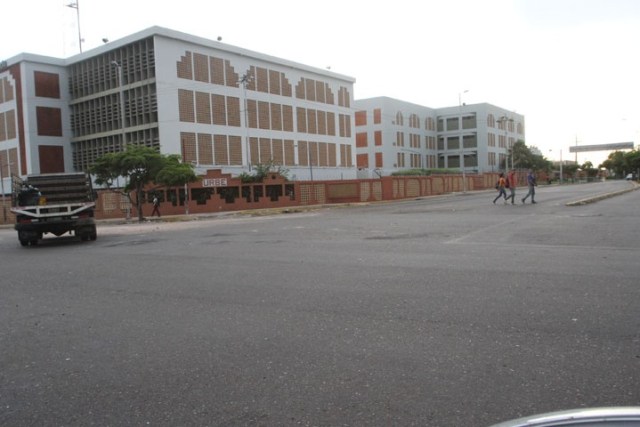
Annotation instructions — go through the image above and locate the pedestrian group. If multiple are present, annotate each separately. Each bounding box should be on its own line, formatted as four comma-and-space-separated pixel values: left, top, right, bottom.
493, 168, 537, 205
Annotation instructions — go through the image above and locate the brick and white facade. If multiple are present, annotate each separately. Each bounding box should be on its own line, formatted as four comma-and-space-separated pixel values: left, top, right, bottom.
355, 97, 525, 175
0, 26, 358, 190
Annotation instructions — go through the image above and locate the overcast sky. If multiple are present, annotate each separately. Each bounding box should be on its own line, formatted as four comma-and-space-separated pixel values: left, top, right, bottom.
3, 0, 639, 166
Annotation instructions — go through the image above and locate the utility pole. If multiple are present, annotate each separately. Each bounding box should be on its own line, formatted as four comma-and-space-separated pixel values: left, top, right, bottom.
239, 73, 253, 171
66, 1, 83, 53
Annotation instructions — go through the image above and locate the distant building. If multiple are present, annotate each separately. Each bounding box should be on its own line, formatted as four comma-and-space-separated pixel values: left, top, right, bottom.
0, 26, 357, 188
1, 25, 527, 198
354, 97, 525, 175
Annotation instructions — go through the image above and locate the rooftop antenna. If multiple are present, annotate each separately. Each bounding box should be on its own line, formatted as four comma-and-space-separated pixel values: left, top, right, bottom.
66, 1, 83, 53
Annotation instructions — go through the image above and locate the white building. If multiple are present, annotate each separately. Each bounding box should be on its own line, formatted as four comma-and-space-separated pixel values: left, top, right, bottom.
354, 97, 525, 175
0, 26, 358, 189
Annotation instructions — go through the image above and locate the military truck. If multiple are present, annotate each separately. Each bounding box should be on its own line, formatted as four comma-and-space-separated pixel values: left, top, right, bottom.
11, 172, 97, 246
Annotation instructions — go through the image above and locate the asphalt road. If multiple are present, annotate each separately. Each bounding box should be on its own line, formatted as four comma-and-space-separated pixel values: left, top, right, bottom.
1, 180, 639, 426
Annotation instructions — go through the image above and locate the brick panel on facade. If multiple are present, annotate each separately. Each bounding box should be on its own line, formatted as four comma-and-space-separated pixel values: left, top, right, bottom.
281, 74, 292, 97
181, 133, 197, 163
195, 91, 212, 124
224, 60, 239, 87
212, 94, 226, 125
256, 67, 268, 93
178, 89, 195, 122
226, 97, 241, 127
307, 109, 317, 134
317, 110, 327, 135
210, 57, 224, 85
0, 112, 6, 141
249, 137, 259, 166
328, 144, 337, 167
259, 138, 271, 163
214, 134, 228, 165
229, 136, 242, 165
319, 142, 328, 167
309, 142, 317, 166
269, 70, 281, 95
36, 106, 62, 136
258, 101, 270, 130
296, 108, 306, 133
193, 53, 209, 83
298, 141, 308, 166
327, 112, 336, 136
270, 104, 282, 131
356, 132, 368, 148
283, 105, 293, 132
357, 153, 368, 168
38, 145, 64, 173
284, 140, 295, 165
247, 100, 258, 128
198, 133, 213, 164
176, 52, 193, 80
315, 81, 325, 103
34, 71, 60, 99
305, 79, 316, 102
376, 152, 383, 168
272, 139, 284, 164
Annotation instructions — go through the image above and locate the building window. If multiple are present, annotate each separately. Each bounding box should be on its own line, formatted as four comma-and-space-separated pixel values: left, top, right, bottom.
357, 153, 369, 168
36, 106, 63, 136
34, 71, 60, 99
374, 108, 382, 124
356, 132, 368, 148
462, 114, 476, 129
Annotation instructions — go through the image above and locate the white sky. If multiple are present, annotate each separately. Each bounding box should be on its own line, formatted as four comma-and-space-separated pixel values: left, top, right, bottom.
3, 0, 640, 166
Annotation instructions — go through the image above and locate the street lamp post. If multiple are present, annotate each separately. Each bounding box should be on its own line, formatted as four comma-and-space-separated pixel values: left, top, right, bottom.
239, 73, 252, 171
111, 60, 130, 220
65, 1, 83, 53
458, 90, 469, 193
111, 61, 126, 149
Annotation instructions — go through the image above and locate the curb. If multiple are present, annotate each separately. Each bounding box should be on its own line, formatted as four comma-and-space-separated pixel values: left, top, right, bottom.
565, 182, 640, 206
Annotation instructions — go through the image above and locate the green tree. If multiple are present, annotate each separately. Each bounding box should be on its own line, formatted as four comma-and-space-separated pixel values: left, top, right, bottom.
154, 155, 200, 212
238, 160, 290, 183
624, 149, 640, 176
90, 145, 194, 221
505, 140, 552, 172
600, 151, 626, 178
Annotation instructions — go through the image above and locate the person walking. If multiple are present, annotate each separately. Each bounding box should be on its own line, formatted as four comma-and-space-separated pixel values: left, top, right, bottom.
493, 172, 507, 204
505, 168, 517, 204
151, 195, 161, 217
522, 169, 537, 204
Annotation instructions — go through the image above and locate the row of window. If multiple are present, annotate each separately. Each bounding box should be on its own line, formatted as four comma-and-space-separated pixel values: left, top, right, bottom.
68, 38, 156, 99
178, 88, 353, 138
357, 109, 524, 135
0, 110, 16, 141
180, 132, 354, 168
177, 50, 351, 107
0, 77, 15, 104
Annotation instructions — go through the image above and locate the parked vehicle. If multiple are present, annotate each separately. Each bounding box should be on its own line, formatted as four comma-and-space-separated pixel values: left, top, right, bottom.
11, 172, 97, 246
